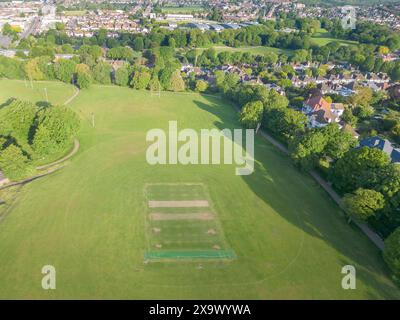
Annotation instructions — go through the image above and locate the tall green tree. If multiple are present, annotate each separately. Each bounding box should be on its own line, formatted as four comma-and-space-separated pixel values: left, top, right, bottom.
240, 101, 264, 129
332, 147, 391, 193
169, 70, 185, 92
343, 188, 385, 221
54, 59, 76, 83
0, 144, 33, 180
383, 227, 400, 280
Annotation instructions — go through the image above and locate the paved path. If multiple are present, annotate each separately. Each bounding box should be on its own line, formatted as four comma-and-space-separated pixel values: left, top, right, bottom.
0, 166, 65, 191
63, 86, 80, 105
36, 139, 80, 171
257, 127, 385, 251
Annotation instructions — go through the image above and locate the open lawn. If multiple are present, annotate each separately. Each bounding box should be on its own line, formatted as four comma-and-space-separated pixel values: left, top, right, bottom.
0, 79, 77, 106
311, 29, 359, 47
161, 6, 205, 13
197, 45, 290, 56
0, 80, 399, 299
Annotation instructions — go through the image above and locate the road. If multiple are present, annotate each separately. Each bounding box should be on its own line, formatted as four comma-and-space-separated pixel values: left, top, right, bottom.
20, 16, 41, 39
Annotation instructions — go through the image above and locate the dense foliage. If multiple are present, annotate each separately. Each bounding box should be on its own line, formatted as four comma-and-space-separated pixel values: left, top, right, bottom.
0, 99, 80, 180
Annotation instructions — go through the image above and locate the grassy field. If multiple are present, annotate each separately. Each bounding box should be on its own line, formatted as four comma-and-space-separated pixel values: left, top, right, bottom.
161, 6, 205, 13
0, 80, 77, 106
311, 29, 358, 47
0, 80, 399, 299
197, 45, 290, 56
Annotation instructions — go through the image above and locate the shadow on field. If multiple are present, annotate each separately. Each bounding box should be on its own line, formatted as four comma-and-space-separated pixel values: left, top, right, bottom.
194, 96, 399, 298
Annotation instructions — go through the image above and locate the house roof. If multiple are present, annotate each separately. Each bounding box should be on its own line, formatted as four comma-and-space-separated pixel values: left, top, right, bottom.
304, 94, 331, 113
313, 108, 336, 124
359, 136, 400, 164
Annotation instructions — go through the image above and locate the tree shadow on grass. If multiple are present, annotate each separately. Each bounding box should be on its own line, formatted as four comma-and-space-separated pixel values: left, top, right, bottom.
193, 96, 400, 299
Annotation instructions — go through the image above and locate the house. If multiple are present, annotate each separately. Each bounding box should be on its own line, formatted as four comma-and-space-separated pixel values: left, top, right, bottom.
209, 24, 224, 32
359, 136, 400, 164
264, 83, 285, 96
302, 94, 342, 128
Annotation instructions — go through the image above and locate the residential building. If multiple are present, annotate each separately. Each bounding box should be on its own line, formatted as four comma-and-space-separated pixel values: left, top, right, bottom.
359, 136, 400, 164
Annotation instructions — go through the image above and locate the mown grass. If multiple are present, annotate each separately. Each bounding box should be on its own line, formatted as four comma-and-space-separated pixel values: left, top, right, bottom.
311, 28, 359, 46
161, 6, 205, 13
0, 80, 399, 299
196, 45, 290, 56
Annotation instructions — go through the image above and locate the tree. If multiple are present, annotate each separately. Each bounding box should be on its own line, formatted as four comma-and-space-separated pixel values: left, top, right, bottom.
169, 70, 185, 92
343, 188, 385, 221
33, 106, 80, 155
149, 75, 161, 92
383, 227, 400, 280
349, 87, 373, 107
54, 59, 76, 83
92, 62, 112, 84
378, 46, 390, 55
32, 123, 52, 156
332, 147, 391, 193
0, 144, 33, 180
240, 101, 264, 129
264, 107, 307, 141
131, 69, 151, 90
115, 65, 130, 87
133, 37, 144, 51
24, 58, 44, 80
148, 75, 161, 92
195, 80, 208, 93
264, 90, 289, 110
106, 46, 134, 61
76, 70, 91, 89
342, 108, 358, 126
0, 99, 38, 147
290, 130, 327, 170
354, 104, 374, 119
78, 45, 102, 61
159, 68, 173, 90
320, 124, 357, 160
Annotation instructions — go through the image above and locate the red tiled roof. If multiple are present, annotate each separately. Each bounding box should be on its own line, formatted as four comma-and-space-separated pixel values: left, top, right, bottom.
305, 95, 331, 113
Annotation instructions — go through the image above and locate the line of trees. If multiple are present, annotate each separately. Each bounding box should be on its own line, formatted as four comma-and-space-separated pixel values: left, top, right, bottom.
227, 80, 400, 281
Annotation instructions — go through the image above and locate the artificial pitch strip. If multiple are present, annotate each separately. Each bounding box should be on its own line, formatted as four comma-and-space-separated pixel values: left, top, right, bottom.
144, 183, 236, 261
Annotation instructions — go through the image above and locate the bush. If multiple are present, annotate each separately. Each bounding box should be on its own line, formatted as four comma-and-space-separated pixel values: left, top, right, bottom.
384, 227, 400, 280
0, 144, 33, 180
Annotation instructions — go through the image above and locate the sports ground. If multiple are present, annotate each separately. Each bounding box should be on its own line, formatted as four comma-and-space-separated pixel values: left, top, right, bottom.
0, 79, 399, 299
